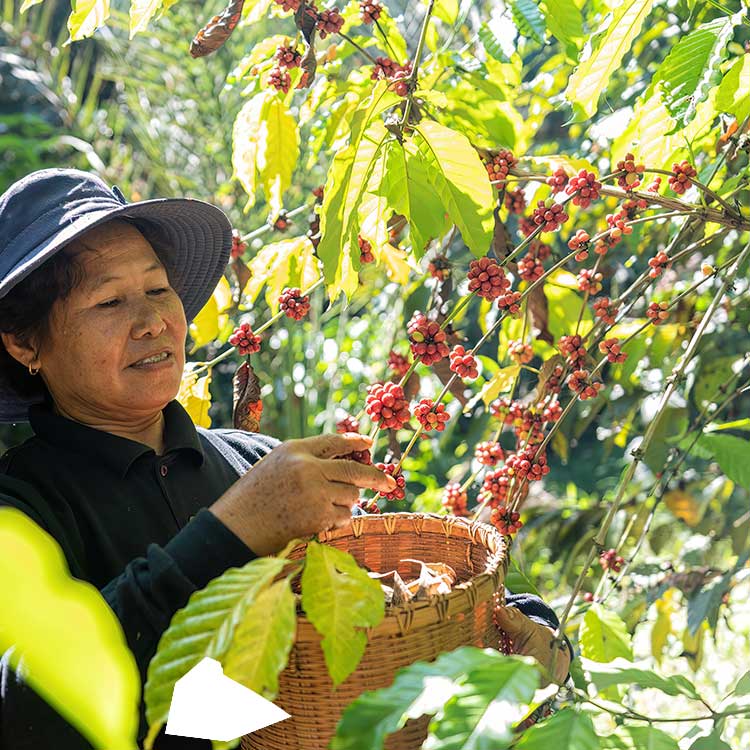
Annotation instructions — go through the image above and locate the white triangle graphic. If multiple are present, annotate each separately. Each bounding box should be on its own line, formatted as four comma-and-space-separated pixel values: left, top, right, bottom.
165, 657, 291, 741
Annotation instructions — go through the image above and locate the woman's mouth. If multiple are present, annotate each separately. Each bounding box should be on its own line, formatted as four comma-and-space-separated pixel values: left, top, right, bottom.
130, 351, 173, 368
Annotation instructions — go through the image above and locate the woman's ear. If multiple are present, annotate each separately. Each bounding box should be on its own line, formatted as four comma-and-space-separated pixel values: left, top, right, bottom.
1, 331, 39, 369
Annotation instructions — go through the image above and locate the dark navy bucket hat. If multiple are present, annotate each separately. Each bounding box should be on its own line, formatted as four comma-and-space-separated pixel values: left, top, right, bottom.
0, 168, 233, 422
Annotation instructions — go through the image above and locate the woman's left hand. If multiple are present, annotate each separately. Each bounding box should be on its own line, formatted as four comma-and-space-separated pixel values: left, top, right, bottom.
494, 605, 571, 686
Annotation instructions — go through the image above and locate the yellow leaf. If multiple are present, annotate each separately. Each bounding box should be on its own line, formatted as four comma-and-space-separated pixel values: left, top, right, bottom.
20, 0, 44, 11
479, 365, 521, 407
651, 588, 676, 664
551, 430, 569, 462
682, 622, 706, 672
232, 92, 272, 213
663, 488, 702, 527
189, 278, 231, 352
0, 508, 140, 750
257, 96, 299, 219
379, 243, 416, 285
178, 370, 212, 428
66, 0, 110, 42
128, 0, 162, 37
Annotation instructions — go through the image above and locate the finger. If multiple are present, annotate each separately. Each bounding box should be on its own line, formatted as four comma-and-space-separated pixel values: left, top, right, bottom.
293, 433, 373, 459
317, 457, 398, 494
322, 502, 356, 532
494, 605, 529, 637
326, 480, 361, 509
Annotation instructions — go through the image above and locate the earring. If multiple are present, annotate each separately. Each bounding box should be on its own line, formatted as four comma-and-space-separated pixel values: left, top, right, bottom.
28, 363, 40, 376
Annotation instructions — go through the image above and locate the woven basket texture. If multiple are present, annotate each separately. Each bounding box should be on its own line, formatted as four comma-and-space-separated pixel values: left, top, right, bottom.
240, 512, 508, 750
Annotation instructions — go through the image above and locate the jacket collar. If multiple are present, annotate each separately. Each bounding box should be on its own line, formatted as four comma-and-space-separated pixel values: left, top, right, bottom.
28, 400, 204, 478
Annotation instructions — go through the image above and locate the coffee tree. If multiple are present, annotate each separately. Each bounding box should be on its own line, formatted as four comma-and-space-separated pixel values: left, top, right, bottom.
43, 0, 750, 746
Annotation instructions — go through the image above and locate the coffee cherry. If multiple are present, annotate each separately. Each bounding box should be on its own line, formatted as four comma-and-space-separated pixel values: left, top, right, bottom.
485, 149, 517, 187
531, 199, 569, 233
647, 301, 669, 325
518, 215, 536, 238
593, 296, 619, 325
582, 592, 595, 603
518, 253, 544, 282
542, 400, 562, 422
356, 498, 381, 514
371, 55, 397, 80
442, 482, 468, 515
359, 0, 382, 23
274, 44, 302, 68
506, 447, 549, 482
599, 337, 627, 364
508, 340, 533, 365
279, 287, 311, 320
605, 210, 632, 248
577, 268, 603, 295
616, 153, 644, 190
231, 229, 247, 260
648, 250, 670, 279
407, 311, 450, 366
490, 506, 523, 535
565, 169, 602, 208
497, 290, 522, 316
336, 414, 360, 433
467, 256, 510, 300
514, 407, 545, 445
599, 548, 625, 572
340, 448, 372, 464
529, 239, 552, 261
546, 166, 569, 194
366, 381, 411, 429
543, 364, 565, 395
568, 229, 590, 261
647, 176, 662, 193
475, 440, 504, 465
229, 323, 262, 355
387, 350, 411, 377
268, 66, 291, 93
621, 197, 647, 219
359, 235, 375, 264
414, 398, 450, 432
448, 345, 478, 380
273, 0, 301, 10
490, 396, 522, 424
316, 7, 344, 38
504, 188, 526, 215
428, 254, 451, 281
376, 462, 406, 500
482, 466, 512, 507
312, 185, 325, 202
669, 160, 697, 195
558, 334, 587, 368
567, 369, 603, 400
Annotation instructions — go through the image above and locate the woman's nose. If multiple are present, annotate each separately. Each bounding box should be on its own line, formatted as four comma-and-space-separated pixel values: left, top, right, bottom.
131, 298, 167, 339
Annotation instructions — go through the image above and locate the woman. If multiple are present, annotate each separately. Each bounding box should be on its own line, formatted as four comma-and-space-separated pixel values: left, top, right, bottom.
0, 169, 571, 750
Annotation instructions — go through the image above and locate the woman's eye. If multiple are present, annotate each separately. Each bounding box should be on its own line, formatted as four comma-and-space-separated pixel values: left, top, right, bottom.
97, 299, 120, 308
148, 287, 170, 296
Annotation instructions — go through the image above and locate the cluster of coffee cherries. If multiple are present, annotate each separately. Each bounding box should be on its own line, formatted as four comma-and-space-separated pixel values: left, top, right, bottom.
490, 507, 523, 535
387, 349, 411, 377
598, 338, 627, 364
267, 42, 302, 94
467, 256, 511, 300
647, 301, 670, 325
485, 149, 517, 188
449, 345, 478, 379
231, 229, 247, 260
599, 547, 625, 572
648, 250, 670, 279
407, 311, 450, 366
414, 398, 450, 433
359, 0, 382, 22
441, 482, 468, 515
668, 160, 697, 195
428, 253, 452, 281
229, 323, 262, 356
370, 57, 413, 96
565, 169, 601, 208
376, 462, 406, 500
616, 153, 645, 189
365, 381, 411, 430
358, 235, 375, 264
279, 287, 311, 320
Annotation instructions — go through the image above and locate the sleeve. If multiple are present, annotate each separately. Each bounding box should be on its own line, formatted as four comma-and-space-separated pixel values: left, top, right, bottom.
1, 487, 254, 749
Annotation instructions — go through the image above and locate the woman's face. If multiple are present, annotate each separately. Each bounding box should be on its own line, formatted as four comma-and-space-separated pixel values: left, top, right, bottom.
38, 220, 187, 422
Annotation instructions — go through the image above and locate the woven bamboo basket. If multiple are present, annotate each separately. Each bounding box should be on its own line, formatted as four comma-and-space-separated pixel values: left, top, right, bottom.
240, 512, 509, 750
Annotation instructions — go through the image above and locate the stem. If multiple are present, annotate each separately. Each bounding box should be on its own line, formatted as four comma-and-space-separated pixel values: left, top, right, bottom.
239, 203, 310, 243
338, 30, 380, 65
373, 18, 398, 59
399, 0, 435, 128
645, 167, 741, 219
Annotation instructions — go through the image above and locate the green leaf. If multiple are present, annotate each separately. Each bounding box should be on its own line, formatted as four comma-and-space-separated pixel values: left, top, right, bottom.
331, 649, 539, 750
232, 92, 272, 212
242, 0, 274, 23
540, 0, 583, 57
301, 541, 385, 686
515, 708, 600, 750
143, 556, 287, 741
688, 731, 732, 750
223, 577, 297, 698
129, 0, 163, 37
565, 0, 654, 118
20, 0, 45, 12
580, 657, 701, 700
478, 23, 511, 63
579, 604, 633, 663
66, 0, 110, 42
425, 0, 458, 26
608, 726, 678, 750
0, 508, 140, 750
545, 270, 593, 340
653, 15, 741, 129
735, 670, 750, 696
409, 120, 494, 258
258, 96, 300, 219
510, 0, 546, 44
697, 433, 750, 490
706, 418, 750, 432
505, 557, 541, 596
717, 54, 750, 124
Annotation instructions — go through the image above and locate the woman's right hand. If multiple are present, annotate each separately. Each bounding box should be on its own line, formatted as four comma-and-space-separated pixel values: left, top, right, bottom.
209, 433, 397, 557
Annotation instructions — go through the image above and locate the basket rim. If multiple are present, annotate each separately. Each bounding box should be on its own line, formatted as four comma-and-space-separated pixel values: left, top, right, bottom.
285, 512, 508, 620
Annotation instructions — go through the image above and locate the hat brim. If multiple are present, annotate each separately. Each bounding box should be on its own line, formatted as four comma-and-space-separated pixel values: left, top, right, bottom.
0, 196, 232, 423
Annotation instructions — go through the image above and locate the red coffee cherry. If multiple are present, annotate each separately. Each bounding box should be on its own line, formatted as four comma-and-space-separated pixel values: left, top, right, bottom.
599, 337, 627, 364
506, 447, 549, 482
268, 66, 291, 93
366, 381, 411, 430
279, 287, 311, 320
340, 449, 372, 464
428, 253, 452, 281
593, 296, 619, 325
518, 253, 544, 282
449, 345, 478, 380
669, 160, 697, 194
647, 176, 662, 193
568, 229, 590, 261
475, 440, 504, 465
414, 398, 450, 432
390, 64, 412, 96
231, 229, 247, 259
482, 466, 512, 508
508, 340, 533, 365
229, 323, 262, 355
648, 250, 670, 279
616, 152, 644, 190
504, 188, 526, 215
442, 482, 468, 515
531, 199, 569, 232
274, 44, 302, 68
577, 268, 603, 295
491, 506, 523, 535
467, 256, 510, 300
407, 311, 450, 366
518, 215, 536, 237
485, 149, 517, 187
647, 301, 670, 325
359, 0, 382, 23
497, 290, 522, 316
546, 166, 569, 194
529, 239, 552, 261
273, 0, 301, 10
355, 498, 381, 514
542, 400, 562, 422
387, 350, 411, 377
376, 462, 406, 500
335, 414, 360, 433
371, 56, 397, 80
567, 369, 604, 400
316, 7, 344, 38
599, 548, 625, 572
542, 364, 565, 395
558, 334, 587, 368
565, 169, 602, 208
359, 235, 375, 264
